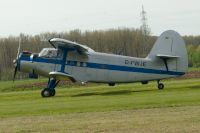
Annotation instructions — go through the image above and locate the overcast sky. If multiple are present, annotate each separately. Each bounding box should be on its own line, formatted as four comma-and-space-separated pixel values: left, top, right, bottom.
0, 0, 199, 37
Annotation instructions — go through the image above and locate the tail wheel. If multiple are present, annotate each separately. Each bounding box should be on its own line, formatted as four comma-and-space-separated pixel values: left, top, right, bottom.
158, 83, 164, 90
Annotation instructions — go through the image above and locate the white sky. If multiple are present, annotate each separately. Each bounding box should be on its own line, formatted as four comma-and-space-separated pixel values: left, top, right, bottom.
0, 0, 199, 37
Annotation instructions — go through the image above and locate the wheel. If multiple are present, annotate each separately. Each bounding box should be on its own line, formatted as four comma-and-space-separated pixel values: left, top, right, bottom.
50, 89, 56, 97
141, 81, 148, 84
109, 83, 115, 86
158, 83, 164, 90
41, 88, 51, 97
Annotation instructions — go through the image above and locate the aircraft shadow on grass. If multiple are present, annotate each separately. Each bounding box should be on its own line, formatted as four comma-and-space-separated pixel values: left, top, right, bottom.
188, 85, 200, 89
71, 89, 155, 97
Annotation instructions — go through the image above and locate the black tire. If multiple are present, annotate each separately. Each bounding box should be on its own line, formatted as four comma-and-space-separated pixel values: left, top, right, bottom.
41, 88, 51, 97
158, 83, 164, 90
109, 83, 115, 86
50, 89, 56, 97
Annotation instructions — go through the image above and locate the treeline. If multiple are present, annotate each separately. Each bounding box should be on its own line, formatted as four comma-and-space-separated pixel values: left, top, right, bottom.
187, 45, 200, 67
0, 28, 199, 80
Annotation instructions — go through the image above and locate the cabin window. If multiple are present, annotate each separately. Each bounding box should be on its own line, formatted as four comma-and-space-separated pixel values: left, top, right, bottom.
82, 62, 87, 67
39, 48, 63, 58
77, 62, 81, 67
57, 50, 63, 58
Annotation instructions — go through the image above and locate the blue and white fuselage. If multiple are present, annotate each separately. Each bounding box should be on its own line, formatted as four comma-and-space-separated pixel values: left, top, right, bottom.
19, 50, 184, 83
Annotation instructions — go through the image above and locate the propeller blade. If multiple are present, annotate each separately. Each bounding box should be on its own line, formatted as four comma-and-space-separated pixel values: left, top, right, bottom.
16, 38, 21, 59
13, 66, 18, 82
13, 38, 22, 82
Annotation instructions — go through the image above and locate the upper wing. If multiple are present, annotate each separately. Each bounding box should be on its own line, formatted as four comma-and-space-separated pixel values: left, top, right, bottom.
49, 38, 95, 54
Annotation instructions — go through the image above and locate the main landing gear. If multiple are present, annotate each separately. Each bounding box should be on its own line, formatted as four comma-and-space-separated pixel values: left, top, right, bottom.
41, 78, 60, 98
157, 80, 164, 90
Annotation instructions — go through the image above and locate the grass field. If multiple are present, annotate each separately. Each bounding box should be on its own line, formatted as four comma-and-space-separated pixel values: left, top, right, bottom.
0, 78, 200, 132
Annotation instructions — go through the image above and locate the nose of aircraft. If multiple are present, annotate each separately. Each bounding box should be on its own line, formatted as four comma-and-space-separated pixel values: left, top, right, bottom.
13, 59, 17, 67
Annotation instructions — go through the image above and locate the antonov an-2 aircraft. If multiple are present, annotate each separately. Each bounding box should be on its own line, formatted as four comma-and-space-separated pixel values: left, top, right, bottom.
13, 30, 188, 97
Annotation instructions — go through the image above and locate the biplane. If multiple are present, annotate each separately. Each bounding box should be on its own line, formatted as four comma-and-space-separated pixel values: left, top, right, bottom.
13, 30, 188, 97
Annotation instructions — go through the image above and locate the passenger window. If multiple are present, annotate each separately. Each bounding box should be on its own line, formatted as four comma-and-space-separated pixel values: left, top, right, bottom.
39, 48, 63, 59
57, 50, 63, 59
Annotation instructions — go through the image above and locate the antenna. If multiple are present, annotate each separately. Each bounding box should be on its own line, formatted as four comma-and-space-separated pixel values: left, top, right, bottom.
140, 5, 150, 56
141, 5, 148, 36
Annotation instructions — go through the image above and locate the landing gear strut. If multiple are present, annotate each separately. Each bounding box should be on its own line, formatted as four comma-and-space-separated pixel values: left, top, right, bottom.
157, 80, 164, 90
41, 78, 60, 98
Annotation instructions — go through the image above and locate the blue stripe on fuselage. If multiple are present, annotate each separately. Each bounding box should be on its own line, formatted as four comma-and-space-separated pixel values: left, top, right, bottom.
21, 56, 63, 64
20, 56, 185, 76
86, 62, 184, 75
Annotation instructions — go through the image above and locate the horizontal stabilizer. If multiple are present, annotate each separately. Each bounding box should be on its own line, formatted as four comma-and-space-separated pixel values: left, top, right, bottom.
156, 54, 180, 59
49, 71, 76, 82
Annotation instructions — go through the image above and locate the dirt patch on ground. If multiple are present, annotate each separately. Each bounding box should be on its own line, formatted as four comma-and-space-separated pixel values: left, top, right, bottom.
15, 71, 200, 89
177, 71, 200, 79
15, 80, 88, 89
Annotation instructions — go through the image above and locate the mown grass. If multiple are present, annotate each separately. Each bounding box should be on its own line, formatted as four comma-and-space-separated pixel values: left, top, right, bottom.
1, 106, 200, 133
0, 78, 200, 132
0, 79, 199, 118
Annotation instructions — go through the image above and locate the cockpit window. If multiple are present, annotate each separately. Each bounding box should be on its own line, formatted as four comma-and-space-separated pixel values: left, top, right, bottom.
39, 48, 63, 58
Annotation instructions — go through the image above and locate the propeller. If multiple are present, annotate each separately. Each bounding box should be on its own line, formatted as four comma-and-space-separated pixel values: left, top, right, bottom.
13, 38, 21, 82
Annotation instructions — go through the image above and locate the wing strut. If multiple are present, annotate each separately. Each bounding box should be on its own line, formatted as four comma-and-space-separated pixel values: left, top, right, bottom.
162, 58, 169, 71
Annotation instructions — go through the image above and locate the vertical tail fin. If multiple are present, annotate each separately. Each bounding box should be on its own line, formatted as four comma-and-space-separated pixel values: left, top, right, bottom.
147, 30, 188, 73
